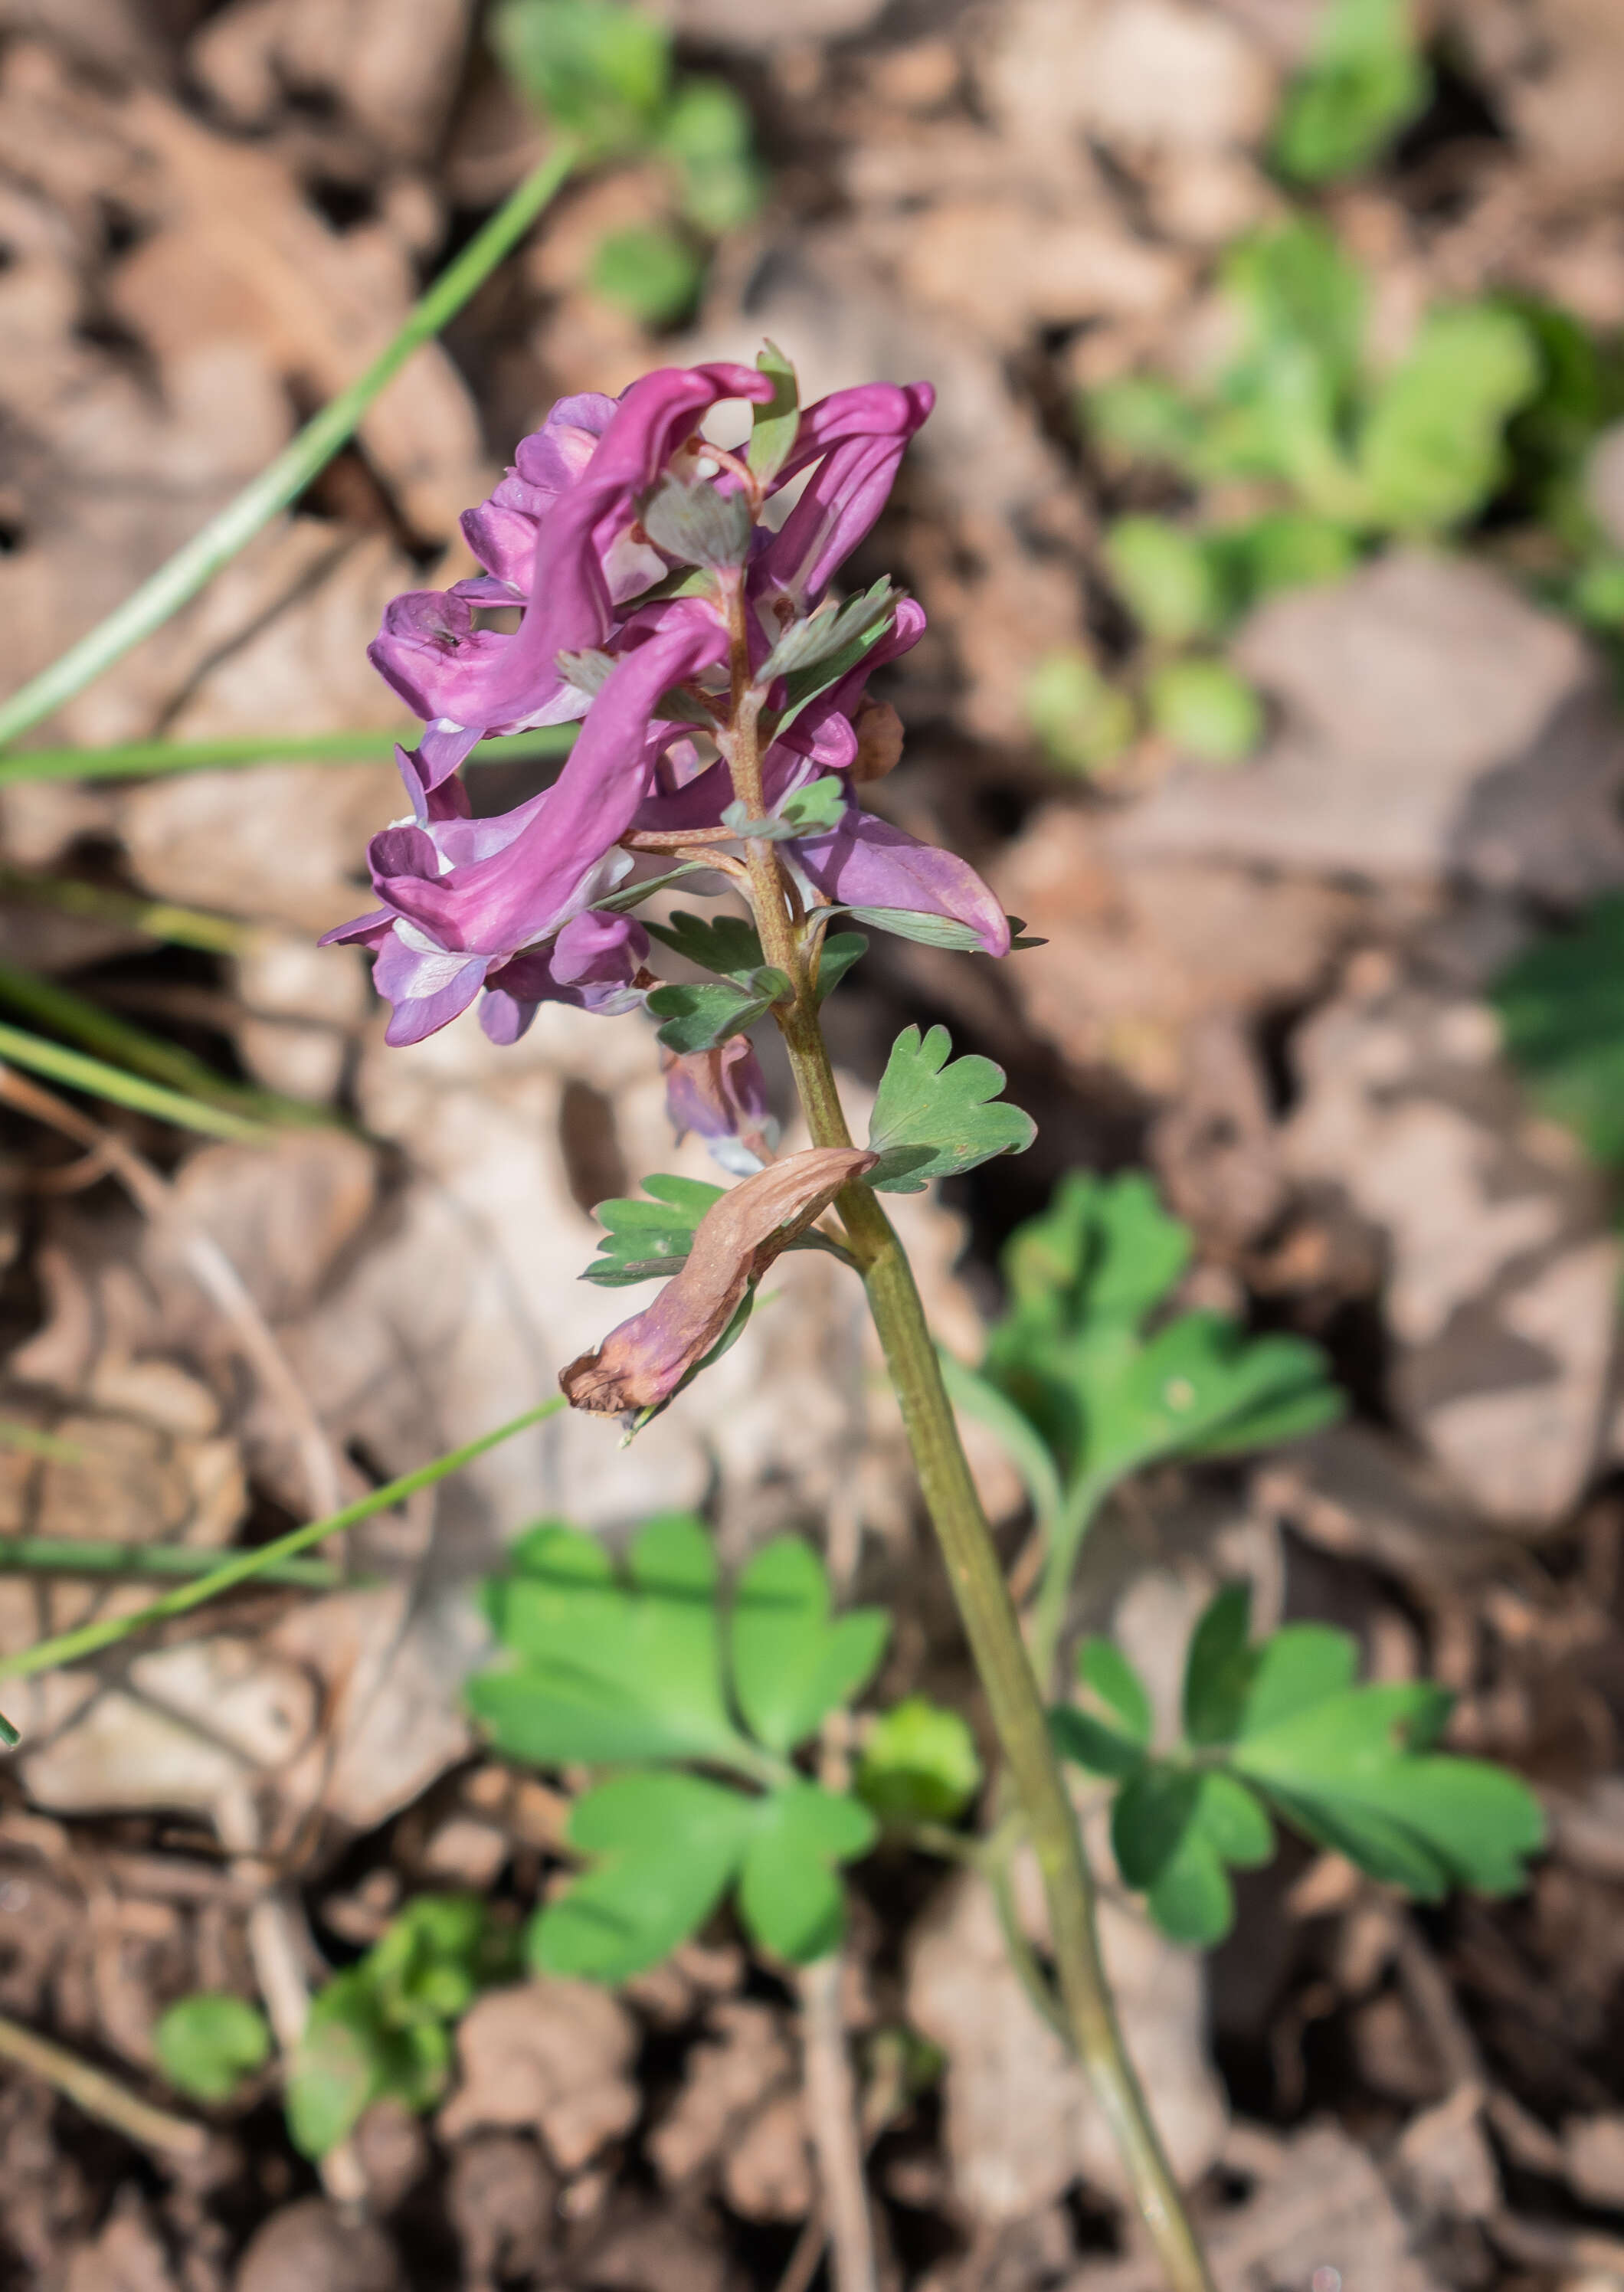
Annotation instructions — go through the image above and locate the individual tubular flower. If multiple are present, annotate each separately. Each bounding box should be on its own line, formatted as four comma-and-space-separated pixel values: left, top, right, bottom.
326, 609, 725, 1043
662, 1039, 778, 1175
788, 809, 1011, 958
756, 383, 935, 609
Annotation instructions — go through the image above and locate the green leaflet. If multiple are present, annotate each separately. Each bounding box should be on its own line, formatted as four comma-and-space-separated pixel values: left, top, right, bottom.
643, 909, 766, 979
532, 1771, 760, 1982
731, 1537, 890, 1757
748, 339, 800, 486
472, 1519, 890, 1979
492, 0, 670, 154
981, 1173, 1341, 1496
857, 1696, 983, 1823
1049, 1581, 1544, 1946
1077, 1639, 1153, 1748
153, 1994, 270, 2105
736, 1782, 876, 1963
866, 1024, 1036, 1193
1357, 302, 1541, 532
1229, 1683, 1544, 1898
1103, 518, 1225, 645
532, 1770, 876, 1979
1271, 0, 1431, 185
579, 1173, 724, 1288
645, 970, 788, 1053
472, 1515, 751, 1770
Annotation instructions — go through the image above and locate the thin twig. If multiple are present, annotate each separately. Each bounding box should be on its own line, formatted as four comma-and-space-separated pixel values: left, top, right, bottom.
0, 2008, 207, 2160
215, 1788, 367, 2207
797, 1955, 877, 2292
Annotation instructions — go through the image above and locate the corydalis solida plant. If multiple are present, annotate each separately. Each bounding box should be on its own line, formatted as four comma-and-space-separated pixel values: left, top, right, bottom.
332, 347, 1218, 2292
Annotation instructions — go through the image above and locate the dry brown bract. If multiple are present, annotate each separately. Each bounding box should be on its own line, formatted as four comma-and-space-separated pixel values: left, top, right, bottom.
561, 1146, 878, 1417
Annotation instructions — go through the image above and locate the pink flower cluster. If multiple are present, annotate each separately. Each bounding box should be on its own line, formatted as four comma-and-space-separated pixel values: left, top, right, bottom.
325, 360, 1007, 1065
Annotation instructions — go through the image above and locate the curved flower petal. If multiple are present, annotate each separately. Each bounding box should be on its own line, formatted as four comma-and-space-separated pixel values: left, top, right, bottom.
463, 363, 772, 732
788, 807, 1010, 957
391, 608, 727, 964
480, 911, 650, 1043
758, 385, 934, 604
374, 923, 489, 1046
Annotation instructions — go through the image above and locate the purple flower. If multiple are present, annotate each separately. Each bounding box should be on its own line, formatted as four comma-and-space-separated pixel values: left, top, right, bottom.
327, 608, 725, 1043
456, 392, 666, 607
787, 807, 1011, 958
758, 383, 935, 607
368, 363, 774, 786
334, 351, 1014, 1057
662, 1038, 778, 1174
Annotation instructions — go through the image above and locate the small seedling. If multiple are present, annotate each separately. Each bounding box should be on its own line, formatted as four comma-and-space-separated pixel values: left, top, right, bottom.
1046, 201, 1624, 774
493, 0, 763, 327
948, 1172, 1342, 1678
1271, 0, 1431, 186
154, 1894, 515, 2159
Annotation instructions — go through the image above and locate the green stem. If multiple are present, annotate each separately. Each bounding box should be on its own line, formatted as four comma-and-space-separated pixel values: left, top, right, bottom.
714, 598, 1213, 2292
0, 146, 578, 752
0, 1537, 344, 1590
0, 961, 326, 1131
808, 1091, 1213, 2290
1029, 1469, 1118, 1694
0, 1021, 264, 1142
0, 725, 578, 789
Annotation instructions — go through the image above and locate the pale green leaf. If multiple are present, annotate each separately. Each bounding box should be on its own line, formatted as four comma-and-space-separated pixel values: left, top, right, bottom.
866, 1024, 1036, 1194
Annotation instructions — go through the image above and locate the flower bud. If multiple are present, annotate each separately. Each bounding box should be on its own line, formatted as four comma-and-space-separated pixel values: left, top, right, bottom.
851, 696, 905, 784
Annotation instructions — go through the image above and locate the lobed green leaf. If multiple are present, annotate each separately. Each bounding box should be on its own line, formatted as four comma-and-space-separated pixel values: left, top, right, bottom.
866, 1024, 1036, 1194
730, 1537, 889, 1756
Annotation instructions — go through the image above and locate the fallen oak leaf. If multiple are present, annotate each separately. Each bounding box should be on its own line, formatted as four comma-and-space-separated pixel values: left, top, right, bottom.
562, 1148, 876, 1418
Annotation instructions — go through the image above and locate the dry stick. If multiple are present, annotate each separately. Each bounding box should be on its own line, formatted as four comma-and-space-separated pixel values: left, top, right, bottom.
712, 579, 1215, 2292
797, 1953, 876, 2292
795, 1434, 881, 2292
0, 2008, 207, 2162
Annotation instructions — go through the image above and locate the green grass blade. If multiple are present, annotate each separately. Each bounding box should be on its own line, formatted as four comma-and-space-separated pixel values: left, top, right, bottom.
0, 1398, 565, 1705
0, 1021, 266, 1141
0, 725, 578, 788
0, 963, 325, 1131
0, 1538, 343, 1590
0, 143, 578, 754
0, 868, 250, 955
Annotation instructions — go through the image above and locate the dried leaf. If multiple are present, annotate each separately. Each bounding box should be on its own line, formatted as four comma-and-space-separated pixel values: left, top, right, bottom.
561, 1148, 875, 1416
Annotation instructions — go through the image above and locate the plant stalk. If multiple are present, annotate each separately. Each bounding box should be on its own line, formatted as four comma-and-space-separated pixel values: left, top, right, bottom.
784, 1020, 1213, 2292
715, 598, 1213, 2292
